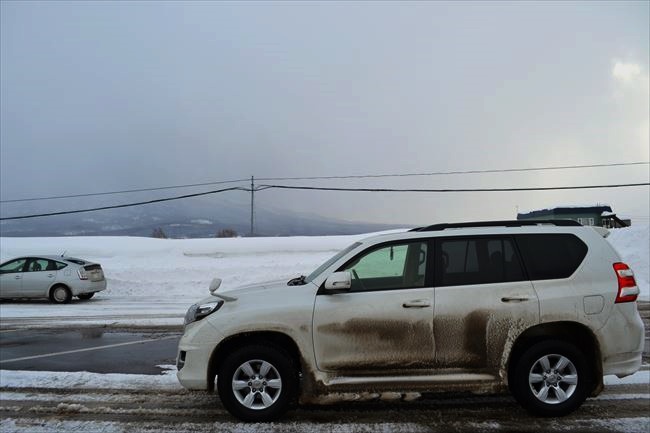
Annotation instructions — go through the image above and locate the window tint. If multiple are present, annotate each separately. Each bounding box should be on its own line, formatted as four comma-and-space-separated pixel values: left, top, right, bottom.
515, 234, 587, 280
26, 259, 51, 272
343, 241, 428, 292
55, 261, 68, 270
0, 258, 27, 274
435, 237, 525, 287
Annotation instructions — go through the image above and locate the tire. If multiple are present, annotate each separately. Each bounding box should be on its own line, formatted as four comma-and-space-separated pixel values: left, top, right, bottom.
511, 340, 591, 417
49, 285, 72, 304
77, 293, 95, 300
217, 344, 297, 422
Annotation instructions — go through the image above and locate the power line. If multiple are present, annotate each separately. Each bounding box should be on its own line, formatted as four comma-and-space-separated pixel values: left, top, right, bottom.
255, 161, 650, 181
2, 161, 648, 204
256, 182, 650, 193
0, 187, 249, 221
2, 181, 648, 221
0, 178, 250, 204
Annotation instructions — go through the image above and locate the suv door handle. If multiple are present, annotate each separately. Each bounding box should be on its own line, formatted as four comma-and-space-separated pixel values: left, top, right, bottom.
403, 300, 431, 308
501, 296, 530, 303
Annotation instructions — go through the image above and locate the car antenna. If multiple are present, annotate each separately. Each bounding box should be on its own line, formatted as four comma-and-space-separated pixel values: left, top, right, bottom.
61, 250, 66, 257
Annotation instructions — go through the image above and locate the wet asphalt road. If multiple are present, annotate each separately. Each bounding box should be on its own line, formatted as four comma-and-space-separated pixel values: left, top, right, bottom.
0, 328, 181, 374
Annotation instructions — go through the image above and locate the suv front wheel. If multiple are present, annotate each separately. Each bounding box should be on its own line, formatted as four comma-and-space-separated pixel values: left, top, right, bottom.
217, 344, 297, 421
511, 340, 591, 416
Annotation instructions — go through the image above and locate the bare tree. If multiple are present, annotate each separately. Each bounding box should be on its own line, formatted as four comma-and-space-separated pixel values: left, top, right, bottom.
216, 228, 238, 238
151, 227, 168, 239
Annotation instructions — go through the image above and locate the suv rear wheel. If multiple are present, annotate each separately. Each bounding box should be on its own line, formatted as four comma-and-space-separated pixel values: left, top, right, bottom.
217, 344, 297, 421
512, 340, 591, 416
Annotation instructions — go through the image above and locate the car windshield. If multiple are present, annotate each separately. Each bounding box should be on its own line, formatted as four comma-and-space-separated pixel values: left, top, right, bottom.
305, 242, 361, 283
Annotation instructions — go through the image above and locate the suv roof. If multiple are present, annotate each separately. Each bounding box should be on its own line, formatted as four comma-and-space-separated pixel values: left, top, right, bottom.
410, 219, 581, 232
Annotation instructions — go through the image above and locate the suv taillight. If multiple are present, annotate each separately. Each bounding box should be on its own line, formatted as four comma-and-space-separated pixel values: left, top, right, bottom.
613, 262, 639, 303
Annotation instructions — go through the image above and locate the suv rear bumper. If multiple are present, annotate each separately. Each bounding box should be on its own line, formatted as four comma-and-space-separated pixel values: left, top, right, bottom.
599, 302, 644, 377
603, 351, 642, 377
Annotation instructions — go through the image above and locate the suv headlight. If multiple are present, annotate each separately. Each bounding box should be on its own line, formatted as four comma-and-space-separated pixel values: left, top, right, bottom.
184, 300, 224, 326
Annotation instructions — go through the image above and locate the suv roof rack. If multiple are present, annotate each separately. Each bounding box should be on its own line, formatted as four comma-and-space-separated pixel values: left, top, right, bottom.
410, 219, 582, 232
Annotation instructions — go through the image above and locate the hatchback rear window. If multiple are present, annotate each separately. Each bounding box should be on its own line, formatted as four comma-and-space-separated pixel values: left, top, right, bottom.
65, 258, 86, 265
515, 234, 588, 280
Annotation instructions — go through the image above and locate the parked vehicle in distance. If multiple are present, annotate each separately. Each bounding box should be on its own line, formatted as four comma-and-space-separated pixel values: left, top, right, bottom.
0, 255, 107, 303
176, 220, 644, 421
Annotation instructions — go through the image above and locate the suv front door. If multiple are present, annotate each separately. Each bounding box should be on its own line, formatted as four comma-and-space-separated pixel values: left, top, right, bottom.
312, 240, 435, 373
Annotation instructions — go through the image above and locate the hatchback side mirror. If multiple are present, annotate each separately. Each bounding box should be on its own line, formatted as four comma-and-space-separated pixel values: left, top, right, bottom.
209, 278, 222, 294
324, 271, 352, 291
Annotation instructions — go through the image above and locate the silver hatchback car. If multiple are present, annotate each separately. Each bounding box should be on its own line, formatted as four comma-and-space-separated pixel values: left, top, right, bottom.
0, 256, 107, 303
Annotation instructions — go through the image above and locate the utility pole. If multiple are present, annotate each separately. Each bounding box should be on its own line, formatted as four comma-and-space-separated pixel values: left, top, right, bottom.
250, 176, 254, 236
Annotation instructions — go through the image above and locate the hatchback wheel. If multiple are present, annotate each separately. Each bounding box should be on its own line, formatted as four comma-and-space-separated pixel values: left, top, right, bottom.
49, 285, 72, 304
512, 340, 591, 416
217, 344, 297, 421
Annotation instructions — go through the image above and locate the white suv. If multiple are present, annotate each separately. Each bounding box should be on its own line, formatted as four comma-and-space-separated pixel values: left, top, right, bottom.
176, 220, 644, 421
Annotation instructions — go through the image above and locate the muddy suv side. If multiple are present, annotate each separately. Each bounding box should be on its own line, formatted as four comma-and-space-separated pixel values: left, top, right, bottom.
177, 220, 644, 421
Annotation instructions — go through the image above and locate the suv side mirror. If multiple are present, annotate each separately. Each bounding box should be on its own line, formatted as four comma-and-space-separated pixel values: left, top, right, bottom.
324, 271, 352, 291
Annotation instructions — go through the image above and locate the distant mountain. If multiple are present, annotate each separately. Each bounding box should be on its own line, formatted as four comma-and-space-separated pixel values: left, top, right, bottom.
0, 198, 400, 238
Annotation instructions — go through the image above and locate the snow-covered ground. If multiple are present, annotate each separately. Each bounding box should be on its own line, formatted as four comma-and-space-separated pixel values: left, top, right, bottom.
1, 367, 648, 433
0, 225, 648, 328
0, 233, 375, 327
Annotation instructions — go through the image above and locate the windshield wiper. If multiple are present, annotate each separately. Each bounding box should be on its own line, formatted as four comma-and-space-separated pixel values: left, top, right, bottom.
287, 275, 306, 286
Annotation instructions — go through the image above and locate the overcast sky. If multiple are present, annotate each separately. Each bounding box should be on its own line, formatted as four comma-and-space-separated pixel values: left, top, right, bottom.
1, 1, 648, 226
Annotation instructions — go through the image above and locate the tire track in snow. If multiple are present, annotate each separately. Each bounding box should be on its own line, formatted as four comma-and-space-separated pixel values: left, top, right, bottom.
1, 385, 648, 432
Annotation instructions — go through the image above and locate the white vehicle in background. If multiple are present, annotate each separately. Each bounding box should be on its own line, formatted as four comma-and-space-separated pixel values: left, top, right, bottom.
0, 255, 107, 303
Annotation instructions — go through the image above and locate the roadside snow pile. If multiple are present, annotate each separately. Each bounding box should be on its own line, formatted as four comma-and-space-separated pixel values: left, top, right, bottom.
608, 225, 650, 301
0, 232, 404, 300
0, 226, 647, 327
0, 365, 181, 391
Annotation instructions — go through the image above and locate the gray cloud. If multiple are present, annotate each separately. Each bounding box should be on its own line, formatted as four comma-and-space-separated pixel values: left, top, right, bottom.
1, 1, 648, 225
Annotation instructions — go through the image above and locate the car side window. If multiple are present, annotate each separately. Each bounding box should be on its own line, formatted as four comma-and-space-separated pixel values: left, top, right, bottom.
435, 237, 525, 287
515, 234, 588, 280
0, 259, 27, 274
342, 241, 428, 292
25, 259, 50, 272
55, 261, 68, 270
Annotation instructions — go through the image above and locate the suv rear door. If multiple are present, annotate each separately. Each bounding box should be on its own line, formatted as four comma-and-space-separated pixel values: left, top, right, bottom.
432, 236, 539, 373
312, 240, 435, 373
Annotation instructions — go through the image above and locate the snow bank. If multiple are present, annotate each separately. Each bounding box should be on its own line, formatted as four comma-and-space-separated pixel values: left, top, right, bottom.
0, 365, 181, 391
608, 225, 650, 301
0, 226, 647, 327
0, 231, 404, 327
